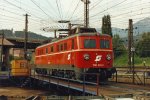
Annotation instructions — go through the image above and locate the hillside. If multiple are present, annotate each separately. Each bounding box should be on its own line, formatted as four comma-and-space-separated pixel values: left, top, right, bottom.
0, 29, 15, 38
134, 17, 150, 34
96, 27, 127, 37
0, 29, 49, 41
97, 17, 150, 38
15, 31, 48, 40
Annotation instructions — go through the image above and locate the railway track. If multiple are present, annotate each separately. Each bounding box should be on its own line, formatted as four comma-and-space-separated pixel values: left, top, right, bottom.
25, 96, 40, 100
104, 82, 150, 93
116, 66, 150, 71
111, 67, 150, 85
30, 74, 150, 96
100, 82, 150, 99
1, 75, 150, 99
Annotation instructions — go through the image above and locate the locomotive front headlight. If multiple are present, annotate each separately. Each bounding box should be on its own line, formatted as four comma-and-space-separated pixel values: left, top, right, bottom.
83, 54, 90, 60
106, 54, 111, 60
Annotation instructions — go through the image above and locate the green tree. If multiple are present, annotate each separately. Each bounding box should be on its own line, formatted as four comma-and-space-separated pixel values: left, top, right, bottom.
136, 32, 150, 57
101, 15, 112, 37
113, 34, 126, 58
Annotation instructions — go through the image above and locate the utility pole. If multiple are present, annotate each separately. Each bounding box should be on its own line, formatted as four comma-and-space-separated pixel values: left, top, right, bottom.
24, 14, 30, 60
0, 30, 4, 71
54, 30, 57, 38
128, 19, 133, 72
68, 23, 71, 36
81, 0, 90, 28
128, 19, 135, 84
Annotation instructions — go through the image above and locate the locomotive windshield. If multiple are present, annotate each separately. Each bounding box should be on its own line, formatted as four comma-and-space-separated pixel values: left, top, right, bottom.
70, 27, 96, 34
100, 40, 110, 49
84, 39, 96, 48
79, 28, 97, 33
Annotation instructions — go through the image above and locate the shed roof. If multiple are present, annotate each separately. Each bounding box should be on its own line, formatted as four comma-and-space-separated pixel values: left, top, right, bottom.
0, 38, 14, 46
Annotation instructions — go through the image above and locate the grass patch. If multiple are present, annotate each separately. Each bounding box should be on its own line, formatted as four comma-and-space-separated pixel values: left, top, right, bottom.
114, 53, 150, 67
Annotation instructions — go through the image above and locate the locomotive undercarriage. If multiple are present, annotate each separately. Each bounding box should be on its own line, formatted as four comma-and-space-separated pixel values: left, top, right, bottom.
35, 65, 116, 82
84, 68, 116, 82
35, 68, 76, 79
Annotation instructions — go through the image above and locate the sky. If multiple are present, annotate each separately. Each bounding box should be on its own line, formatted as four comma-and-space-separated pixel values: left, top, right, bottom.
0, 0, 150, 37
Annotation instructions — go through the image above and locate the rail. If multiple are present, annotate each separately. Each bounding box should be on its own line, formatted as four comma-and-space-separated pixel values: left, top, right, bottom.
25, 96, 35, 100
24, 95, 39, 100
115, 66, 150, 69
113, 69, 150, 86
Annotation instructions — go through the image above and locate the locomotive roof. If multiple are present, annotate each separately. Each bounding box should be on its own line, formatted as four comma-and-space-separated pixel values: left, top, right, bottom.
37, 33, 111, 48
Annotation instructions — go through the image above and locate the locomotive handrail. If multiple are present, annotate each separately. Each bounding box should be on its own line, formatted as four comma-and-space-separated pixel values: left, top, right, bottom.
30, 68, 101, 95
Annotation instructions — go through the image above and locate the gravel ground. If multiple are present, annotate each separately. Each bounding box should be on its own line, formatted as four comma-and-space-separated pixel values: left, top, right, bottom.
0, 87, 47, 96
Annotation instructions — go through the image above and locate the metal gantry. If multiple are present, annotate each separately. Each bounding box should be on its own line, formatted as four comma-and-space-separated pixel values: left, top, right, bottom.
81, 0, 90, 28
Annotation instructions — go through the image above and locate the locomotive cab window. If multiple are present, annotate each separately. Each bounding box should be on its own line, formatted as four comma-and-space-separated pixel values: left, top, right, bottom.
80, 28, 97, 33
100, 40, 110, 49
84, 39, 96, 48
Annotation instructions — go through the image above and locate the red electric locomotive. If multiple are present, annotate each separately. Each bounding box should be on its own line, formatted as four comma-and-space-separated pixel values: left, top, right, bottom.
35, 27, 116, 81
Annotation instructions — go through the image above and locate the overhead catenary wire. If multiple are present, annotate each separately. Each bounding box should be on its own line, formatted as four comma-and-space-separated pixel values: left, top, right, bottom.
69, 0, 81, 20
89, 0, 104, 10
74, 0, 128, 21
90, 1, 150, 20
65, 0, 74, 19
3, 0, 46, 21
45, 0, 60, 20
90, 6, 150, 24
14, 0, 57, 21
1, 0, 150, 37
0, 7, 41, 24
56, 0, 62, 20
30, 0, 55, 22
90, 0, 129, 18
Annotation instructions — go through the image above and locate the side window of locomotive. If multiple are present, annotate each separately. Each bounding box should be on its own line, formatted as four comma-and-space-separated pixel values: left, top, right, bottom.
37, 50, 40, 55
60, 44, 63, 51
72, 39, 74, 49
84, 39, 96, 48
100, 40, 110, 49
42, 49, 43, 54
57, 45, 59, 52
51, 46, 54, 52
64, 43, 67, 51
40, 49, 43, 55
46, 48, 48, 54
